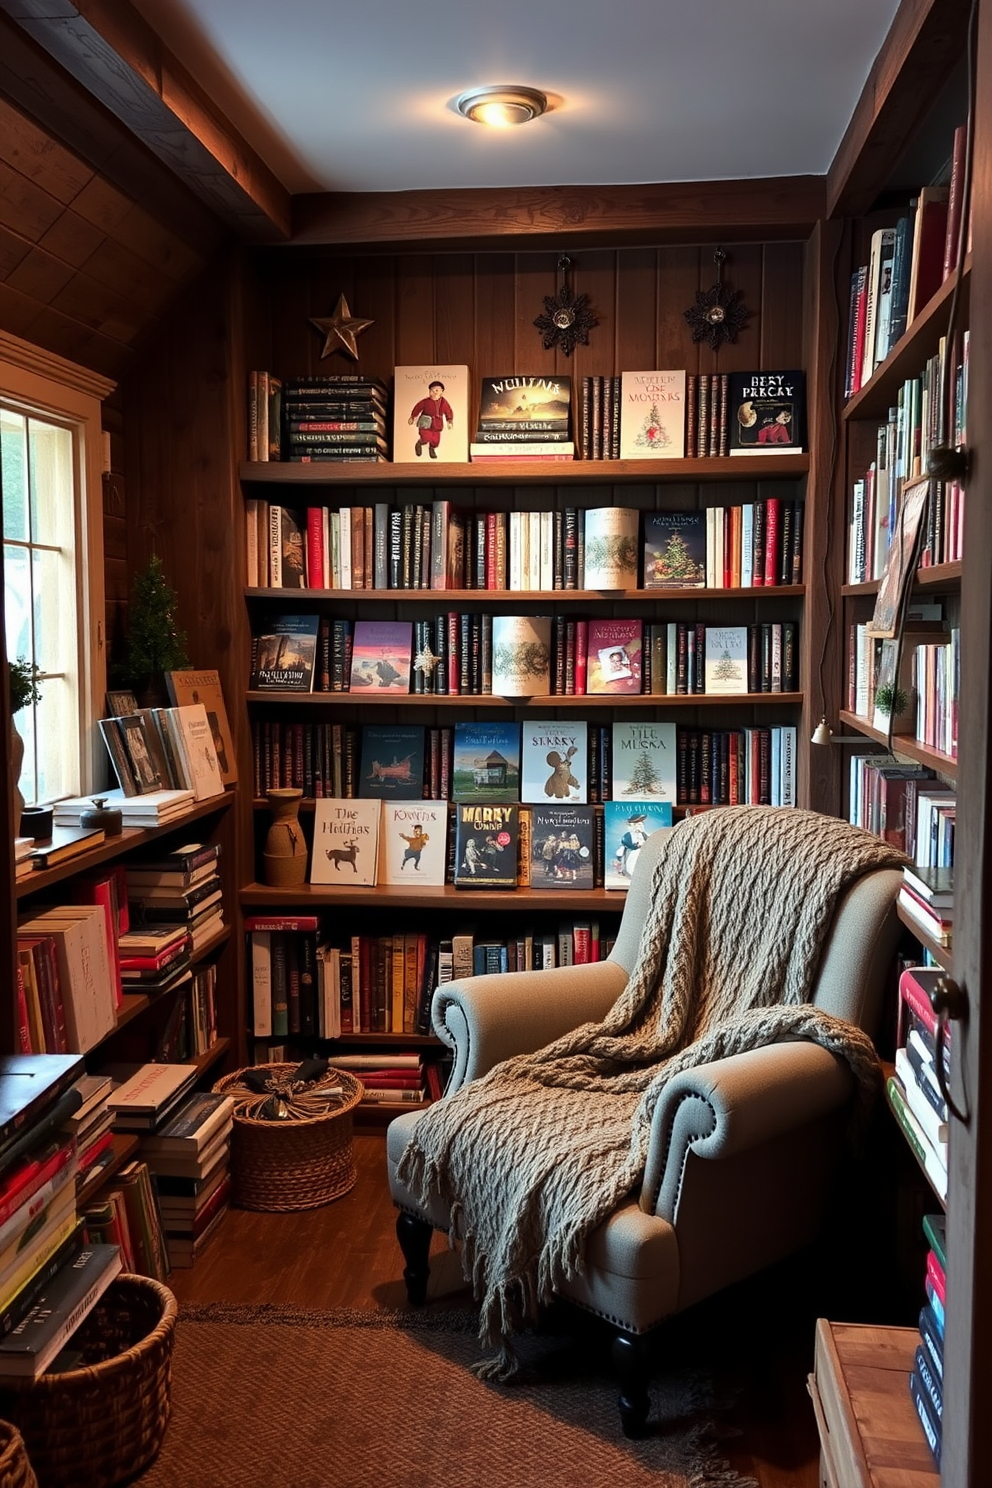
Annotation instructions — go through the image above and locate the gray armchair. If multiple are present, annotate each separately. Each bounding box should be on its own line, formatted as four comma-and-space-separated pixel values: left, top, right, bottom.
386, 825, 902, 1435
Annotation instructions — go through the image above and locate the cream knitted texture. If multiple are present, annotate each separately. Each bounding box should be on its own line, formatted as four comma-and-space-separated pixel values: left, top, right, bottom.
397, 807, 905, 1374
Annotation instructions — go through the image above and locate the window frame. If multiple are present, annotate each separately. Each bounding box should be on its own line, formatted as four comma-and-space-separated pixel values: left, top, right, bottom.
0, 331, 114, 802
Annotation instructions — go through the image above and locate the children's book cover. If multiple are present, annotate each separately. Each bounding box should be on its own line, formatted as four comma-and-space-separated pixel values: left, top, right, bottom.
451, 722, 521, 802
379, 801, 448, 885
520, 720, 588, 804
611, 722, 678, 801
619, 371, 687, 458
529, 805, 595, 889
349, 620, 413, 692
393, 365, 470, 464
250, 614, 320, 691
643, 512, 707, 588
604, 802, 674, 890
453, 803, 518, 888
358, 725, 426, 799
704, 626, 749, 694
310, 799, 380, 886
728, 370, 806, 454
477, 376, 571, 432
586, 619, 643, 694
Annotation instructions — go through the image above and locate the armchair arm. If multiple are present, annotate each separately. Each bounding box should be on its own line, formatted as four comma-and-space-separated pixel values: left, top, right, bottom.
433, 959, 629, 1091
640, 1040, 857, 1223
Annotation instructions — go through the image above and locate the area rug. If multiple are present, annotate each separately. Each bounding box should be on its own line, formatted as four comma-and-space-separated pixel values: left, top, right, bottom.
133, 1302, 757, 1488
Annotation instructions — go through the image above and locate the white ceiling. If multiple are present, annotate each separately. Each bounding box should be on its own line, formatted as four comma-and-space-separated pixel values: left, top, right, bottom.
130, 0, 902, 196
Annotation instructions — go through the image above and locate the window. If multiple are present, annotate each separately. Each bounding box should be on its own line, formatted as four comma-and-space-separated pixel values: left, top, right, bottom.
0, 333, 113, 810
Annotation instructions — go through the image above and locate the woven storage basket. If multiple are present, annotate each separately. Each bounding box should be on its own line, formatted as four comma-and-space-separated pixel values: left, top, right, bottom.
0, 1422, 37, 1488
213, 1064, 364, 1211
0, 1275, 176, 1488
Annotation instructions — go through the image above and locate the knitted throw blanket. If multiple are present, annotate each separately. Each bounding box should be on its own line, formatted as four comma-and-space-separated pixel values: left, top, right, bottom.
397, 807, 904, 1377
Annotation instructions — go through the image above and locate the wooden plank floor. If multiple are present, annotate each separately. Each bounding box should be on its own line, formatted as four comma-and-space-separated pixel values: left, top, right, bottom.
168, 1132, 830, 1487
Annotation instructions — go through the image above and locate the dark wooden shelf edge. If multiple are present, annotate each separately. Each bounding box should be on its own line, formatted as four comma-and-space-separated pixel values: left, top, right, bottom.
191, 1037, 230, 1079
246, 690, 804, 708
837, 712, 957, 776
15, 793, 236, 901
239, 454, 810, 486
895, 904, 953, 971
245, 584, 806, 602
240, 882, 630, 911
841, 561, 962, 598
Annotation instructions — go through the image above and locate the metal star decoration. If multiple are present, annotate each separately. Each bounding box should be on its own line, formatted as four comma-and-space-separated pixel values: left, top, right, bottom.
310, 294, 375, 361
534, 256, 597, 356
684, 249, 749, 350
413, 642, 440, 682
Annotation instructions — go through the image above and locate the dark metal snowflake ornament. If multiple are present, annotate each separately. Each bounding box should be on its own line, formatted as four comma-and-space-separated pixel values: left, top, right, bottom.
684, 248, 749, 350
534, 256, 597, 356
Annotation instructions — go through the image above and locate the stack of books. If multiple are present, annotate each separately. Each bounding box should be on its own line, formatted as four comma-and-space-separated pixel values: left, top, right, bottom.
469, 375, 574, 461
54, 787, 195, 830
887, 965, 949, 1202
325, 1051, 427, 1107
63, 1073, 115, 1200
97, 691, 224, 804
898, 864, 954, 951
0, 1053, 125, 1379
105, 1062, 200, 1136
281, 376, 389, 464
911, 1212, 946, 1468
16, 903, 118, 1055
139, 1091, 234, 1268
117, 923, 192, 996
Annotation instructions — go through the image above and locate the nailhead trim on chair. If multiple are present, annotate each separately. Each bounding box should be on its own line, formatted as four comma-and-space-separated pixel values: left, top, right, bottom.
644, 1091, 717, 1216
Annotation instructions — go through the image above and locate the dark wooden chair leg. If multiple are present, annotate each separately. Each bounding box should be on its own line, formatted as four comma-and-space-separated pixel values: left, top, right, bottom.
396, 1211, 432, 1305
611, 1329, 651, 1438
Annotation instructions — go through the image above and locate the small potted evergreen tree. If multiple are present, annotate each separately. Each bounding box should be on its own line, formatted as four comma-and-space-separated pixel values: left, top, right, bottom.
124, 554, 190, 706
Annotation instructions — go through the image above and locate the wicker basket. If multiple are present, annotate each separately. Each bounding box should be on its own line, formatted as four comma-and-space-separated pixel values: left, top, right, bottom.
0, 1276, 176, 1488
213, 1064, 364, 1211
0, 1422, 37, 1488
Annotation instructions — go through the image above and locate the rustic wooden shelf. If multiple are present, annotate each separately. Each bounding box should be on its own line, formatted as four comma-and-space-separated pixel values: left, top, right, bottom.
247, 690, 804, 709
241, 882, 629, 912
837, 712, 957, 777
245, 584, 806, 603
239, 454, 810, 487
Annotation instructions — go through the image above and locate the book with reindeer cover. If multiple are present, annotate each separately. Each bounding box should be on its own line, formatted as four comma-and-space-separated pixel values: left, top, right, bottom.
310, 800, 380, 886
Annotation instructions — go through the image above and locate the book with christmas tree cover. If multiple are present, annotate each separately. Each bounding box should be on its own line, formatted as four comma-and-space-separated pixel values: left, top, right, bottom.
309, 799, 380, 886
451, 722, 521, 802
604, 802, 674, 890
453, 804, 519, 889
529, 805, 595, 889
357, 725, 425, 799
249, 614, 320, 691
704, 627, 750, 694
586, 619, 643, 694
520, 720, 588, 803
349, 620, 413, 692
619, 371, 687, 459
378, 801, 448, 885
728, 370, 806, 454
611, 722, 678, 802
643, 512, 706, 588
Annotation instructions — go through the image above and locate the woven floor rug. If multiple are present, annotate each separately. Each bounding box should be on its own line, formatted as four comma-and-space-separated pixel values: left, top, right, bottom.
133, 1302, 757, 1488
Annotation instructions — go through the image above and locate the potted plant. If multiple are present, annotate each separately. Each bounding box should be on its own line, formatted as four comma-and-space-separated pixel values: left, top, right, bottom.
7, 658, 41, 830
124, 554, 190, 706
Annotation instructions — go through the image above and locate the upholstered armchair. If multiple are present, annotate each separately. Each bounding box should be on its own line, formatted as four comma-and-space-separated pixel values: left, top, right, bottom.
386, 822, 903, 1436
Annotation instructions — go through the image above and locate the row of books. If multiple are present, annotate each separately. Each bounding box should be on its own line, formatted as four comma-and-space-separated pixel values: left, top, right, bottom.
98, 704, 226, 804
249, 497, 805, 594
845, 122, 967, 398
248, 369, 808, 465
846, 334, 968, 584
909, 1209, 946, 1469
848, 755, 955, 871
247, 918, 621, 1041
847, 623, 958, 762
889, 965, 950, 1207
899, 861, 954, 954
251, 613, 800, 699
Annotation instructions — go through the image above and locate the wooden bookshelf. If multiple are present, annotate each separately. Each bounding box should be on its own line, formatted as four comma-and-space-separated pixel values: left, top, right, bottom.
241, 882, 628, 912
247, 690, 804, 710
240, 454, 810, 487
837, 712, 958, 776
245, 585, 806, 603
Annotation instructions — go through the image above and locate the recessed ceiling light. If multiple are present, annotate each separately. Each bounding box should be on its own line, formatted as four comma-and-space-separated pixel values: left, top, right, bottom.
456, 86, 548, 128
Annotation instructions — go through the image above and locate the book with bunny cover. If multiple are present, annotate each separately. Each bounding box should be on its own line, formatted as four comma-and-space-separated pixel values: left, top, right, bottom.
520, 720, 587, 803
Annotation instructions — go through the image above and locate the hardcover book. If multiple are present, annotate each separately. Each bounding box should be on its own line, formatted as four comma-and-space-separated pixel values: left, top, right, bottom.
603, 802, 674, 890
393, 365, 470, 464
451, 722, 521, 802
249, 614, 320, 691
582, 508, 639, 588
349, 620, 413, 693
491, 615, 551, 696
116, 715, 163, 795
310, 799, 380, 886
520, 720, 588, 803
619, 371, 687, 458
529, 804, 595, 889
611, 722, 678, 802
476, 375, 571, 433
169, 705, 225, 801
453, 803, 518, 888
378, 801, 448, 886
704, 627, 750, 694
164, 670, 237, 785
728, 370, 806, 454
586, 619, 643, 694
267, 505, 307, 588
643, 512, 706, 588
358, 725, 426, 800
0, 1243, 122, 1378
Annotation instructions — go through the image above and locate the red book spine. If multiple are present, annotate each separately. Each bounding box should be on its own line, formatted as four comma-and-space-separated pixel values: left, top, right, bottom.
573, 925, 591, 964
447, 613, 460, 695
485, 512, 498, 590
243, 916, 321, 932
763, 497, 781, 586
359, 937, 373, 1033
564, 619, 576, 695
14, 962, 30, 1055
0, 1136, 75, 1228
306, 508, 325, 589
758, 728, 771, 804
729, 740, 739, 804
899, 967, 940, 1039
926, 1248, 946, 1305
575, 620, 588, 695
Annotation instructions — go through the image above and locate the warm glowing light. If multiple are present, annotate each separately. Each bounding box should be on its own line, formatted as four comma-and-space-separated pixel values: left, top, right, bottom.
456, 86, 548, 128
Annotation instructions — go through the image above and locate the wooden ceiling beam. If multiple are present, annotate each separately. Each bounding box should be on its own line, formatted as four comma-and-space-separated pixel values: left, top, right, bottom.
827, 0, 973, 220
291, 177, 827, 252
0, 0, 291, 242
